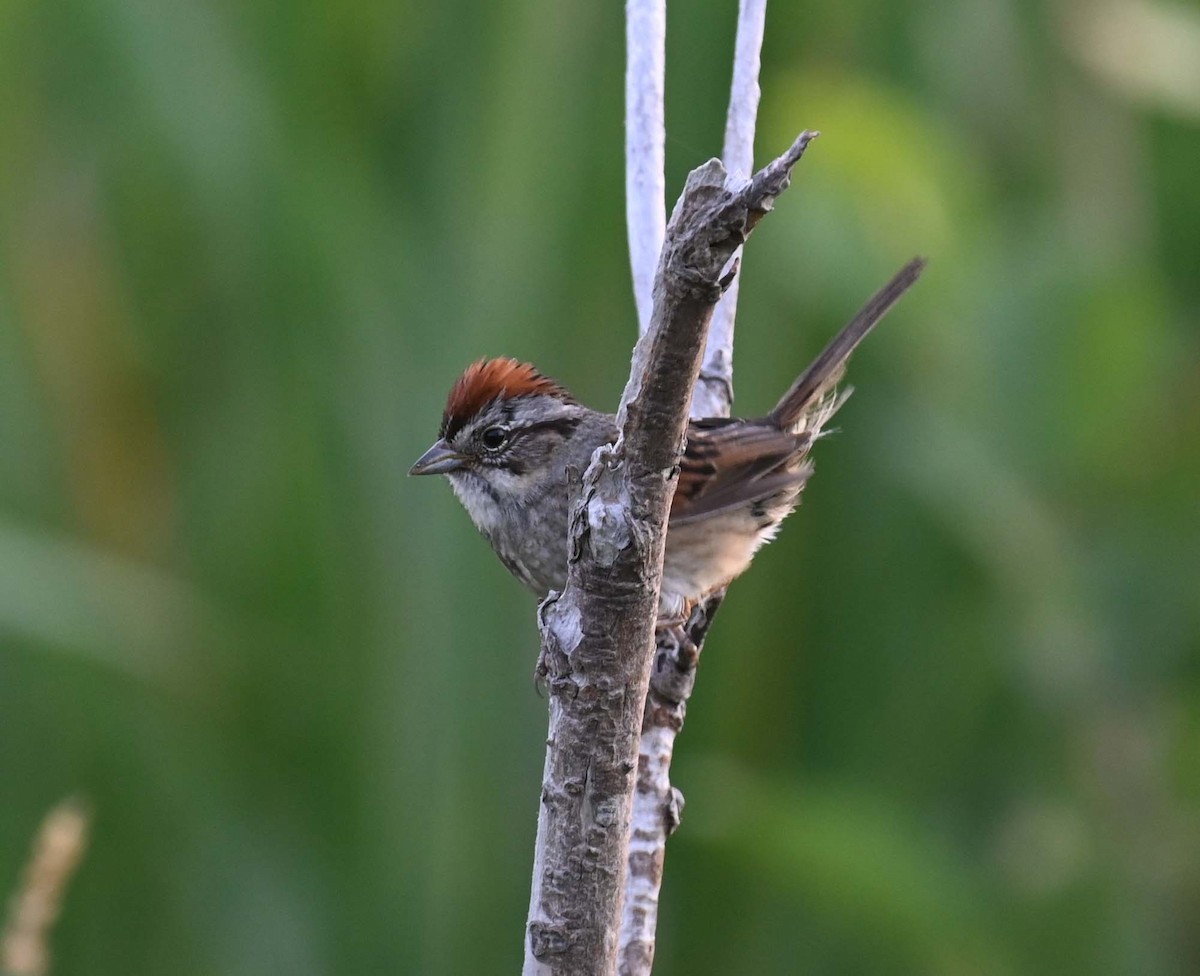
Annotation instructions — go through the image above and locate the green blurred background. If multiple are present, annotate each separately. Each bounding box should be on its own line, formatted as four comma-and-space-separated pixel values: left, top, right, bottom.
2, 0, 1198, 972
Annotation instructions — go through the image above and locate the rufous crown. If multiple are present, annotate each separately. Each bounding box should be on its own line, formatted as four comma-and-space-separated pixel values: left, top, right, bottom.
441, 358, 575, 438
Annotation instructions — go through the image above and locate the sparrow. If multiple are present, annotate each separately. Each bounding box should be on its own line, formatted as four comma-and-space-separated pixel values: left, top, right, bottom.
410, 257, 924, 610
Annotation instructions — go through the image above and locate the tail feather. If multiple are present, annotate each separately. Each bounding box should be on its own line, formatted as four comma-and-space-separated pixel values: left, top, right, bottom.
769, 257, 926, 429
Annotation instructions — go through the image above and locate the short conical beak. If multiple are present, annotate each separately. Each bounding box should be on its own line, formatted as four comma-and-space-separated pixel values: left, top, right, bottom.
409, 438, 466, 476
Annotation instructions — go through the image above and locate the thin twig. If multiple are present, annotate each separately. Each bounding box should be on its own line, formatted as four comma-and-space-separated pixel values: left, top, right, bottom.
625, 0, 667, 335
2, 799, 90, 976
693, 0, 768, 419
523, 133, 816, 976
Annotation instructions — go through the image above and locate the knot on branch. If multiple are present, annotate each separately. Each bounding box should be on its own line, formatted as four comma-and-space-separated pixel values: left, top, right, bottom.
536, 593, 583, 696
657, 131, 818, 304
665, 787, 685, 836
662, 265, 727, 304
528, 919, 571, 960
584, 488, 632, 569
566, 442, 640, 574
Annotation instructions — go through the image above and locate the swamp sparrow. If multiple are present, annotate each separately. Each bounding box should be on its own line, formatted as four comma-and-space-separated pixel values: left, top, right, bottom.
410, 258, 924, 609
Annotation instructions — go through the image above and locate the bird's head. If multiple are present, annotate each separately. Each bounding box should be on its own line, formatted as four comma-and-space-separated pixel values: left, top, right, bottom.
409, 358, 586, 502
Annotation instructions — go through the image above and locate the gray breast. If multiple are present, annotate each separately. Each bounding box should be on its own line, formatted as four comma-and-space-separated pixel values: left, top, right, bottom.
449, 469, 571, 595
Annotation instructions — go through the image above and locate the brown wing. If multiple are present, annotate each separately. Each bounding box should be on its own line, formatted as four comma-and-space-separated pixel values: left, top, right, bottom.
669, 417, 813, 525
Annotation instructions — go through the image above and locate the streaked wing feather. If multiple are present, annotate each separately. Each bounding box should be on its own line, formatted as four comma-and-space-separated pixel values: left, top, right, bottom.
670, 419, 812, 524
669, 470, 812, 525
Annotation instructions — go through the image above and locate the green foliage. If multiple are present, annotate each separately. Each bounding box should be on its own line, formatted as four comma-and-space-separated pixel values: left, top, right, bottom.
1, 0, 1197, 972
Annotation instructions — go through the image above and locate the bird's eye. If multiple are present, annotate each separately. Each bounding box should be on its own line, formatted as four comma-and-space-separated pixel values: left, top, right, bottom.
480, 426, 509, 451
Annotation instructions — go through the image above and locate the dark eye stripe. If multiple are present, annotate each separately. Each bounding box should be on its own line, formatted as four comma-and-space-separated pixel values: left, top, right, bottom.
470, 414, 581, 460
518, 416, 582, 438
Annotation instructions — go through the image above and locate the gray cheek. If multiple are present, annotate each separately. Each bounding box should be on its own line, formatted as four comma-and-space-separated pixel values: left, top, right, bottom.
505, 438, 557, 480
486, 466, 539, 501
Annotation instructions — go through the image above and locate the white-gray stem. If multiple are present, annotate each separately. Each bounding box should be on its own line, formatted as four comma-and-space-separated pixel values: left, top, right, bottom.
694, 0, 768, 420
625, 0, 667, 336
618, 4, 769, 971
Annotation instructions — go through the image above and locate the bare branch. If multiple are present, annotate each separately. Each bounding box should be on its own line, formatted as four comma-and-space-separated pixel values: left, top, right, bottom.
722, 0, 767, 185
694, 0, 769, 420
524, 133, 816, 976
625, 0, 667, 335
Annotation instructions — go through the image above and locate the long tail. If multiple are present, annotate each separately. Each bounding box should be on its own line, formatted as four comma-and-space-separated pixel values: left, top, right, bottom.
769, 256, 926, 428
